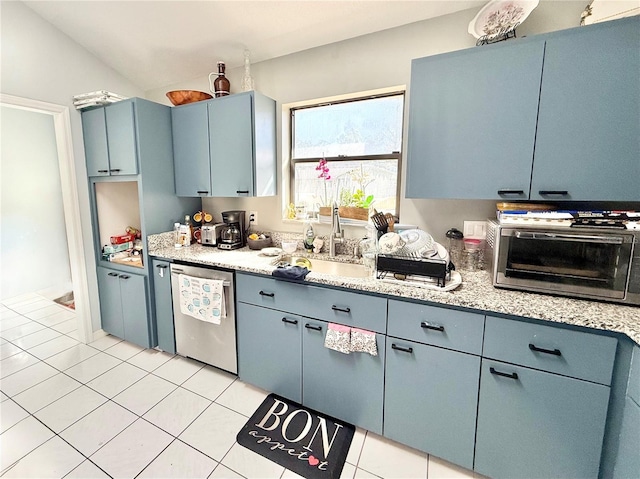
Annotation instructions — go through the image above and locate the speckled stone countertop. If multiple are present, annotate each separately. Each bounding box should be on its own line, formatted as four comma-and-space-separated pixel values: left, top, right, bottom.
148, 232, 640, 345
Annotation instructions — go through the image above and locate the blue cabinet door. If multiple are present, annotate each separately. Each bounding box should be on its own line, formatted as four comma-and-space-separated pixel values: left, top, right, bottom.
532, 18, 640, 201
119, 271, 151, 348
384, 338, 480, 469
614, 397, 640, 479
302, 319, 385, 434
475, 360, 610, 479
82, 108, 110, 177
171, 101, 212, 197
152, 260, 175, 354
97, 267, 124, 338
406, 39, 544, 200
209, 93, 254, 197
105, 100, 138, 176
237, 302, 302, 402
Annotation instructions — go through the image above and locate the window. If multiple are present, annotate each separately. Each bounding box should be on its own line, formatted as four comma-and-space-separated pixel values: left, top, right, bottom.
290, 92, 404, 219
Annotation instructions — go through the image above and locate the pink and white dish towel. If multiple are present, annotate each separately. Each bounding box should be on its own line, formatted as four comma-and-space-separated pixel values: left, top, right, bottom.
324, 323, 352, 354
324, 324, 378, 356
350, 328, 378, 356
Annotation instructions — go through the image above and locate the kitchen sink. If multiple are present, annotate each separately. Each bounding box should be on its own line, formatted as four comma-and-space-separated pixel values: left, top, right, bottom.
275, 255, 371, 278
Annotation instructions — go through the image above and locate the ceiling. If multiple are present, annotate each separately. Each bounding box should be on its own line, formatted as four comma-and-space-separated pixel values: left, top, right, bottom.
23, 0, 486, 91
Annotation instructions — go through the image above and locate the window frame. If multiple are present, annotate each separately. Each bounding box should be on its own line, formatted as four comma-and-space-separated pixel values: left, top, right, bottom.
289, 91, 404, 217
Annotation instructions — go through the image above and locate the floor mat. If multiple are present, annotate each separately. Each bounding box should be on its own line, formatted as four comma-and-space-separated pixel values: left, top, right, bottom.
237, 393, 355, 479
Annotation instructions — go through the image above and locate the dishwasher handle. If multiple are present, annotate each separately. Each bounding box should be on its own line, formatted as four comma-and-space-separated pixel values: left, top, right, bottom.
171, 267, 231, 287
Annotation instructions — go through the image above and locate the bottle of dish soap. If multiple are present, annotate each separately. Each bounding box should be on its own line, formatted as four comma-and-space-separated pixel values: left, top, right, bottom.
303, 221, 315, 253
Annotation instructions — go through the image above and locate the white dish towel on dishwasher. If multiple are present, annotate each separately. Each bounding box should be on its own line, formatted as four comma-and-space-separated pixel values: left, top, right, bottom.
178, 274, 226, 324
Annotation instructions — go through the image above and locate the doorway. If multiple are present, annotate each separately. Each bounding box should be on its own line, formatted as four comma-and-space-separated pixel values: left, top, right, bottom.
0, 94, 91, 343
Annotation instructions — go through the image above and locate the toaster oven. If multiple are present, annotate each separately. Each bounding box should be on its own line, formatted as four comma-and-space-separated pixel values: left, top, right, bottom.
486, 220, 640, 305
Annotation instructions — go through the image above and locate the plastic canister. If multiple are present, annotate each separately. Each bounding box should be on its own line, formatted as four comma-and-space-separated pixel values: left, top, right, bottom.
445, 228, 464, 268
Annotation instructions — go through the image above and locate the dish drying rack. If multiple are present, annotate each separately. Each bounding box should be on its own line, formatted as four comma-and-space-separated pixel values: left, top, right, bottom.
376, 254, 458, 289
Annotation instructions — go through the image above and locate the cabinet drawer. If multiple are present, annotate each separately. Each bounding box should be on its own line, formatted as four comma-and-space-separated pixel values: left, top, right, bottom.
483, 316, 617, 385
236, 273, 387, 333
387, 300, 484, 355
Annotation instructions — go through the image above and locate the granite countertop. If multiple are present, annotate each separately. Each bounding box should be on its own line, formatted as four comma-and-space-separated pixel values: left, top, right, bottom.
148, 233, 640, 345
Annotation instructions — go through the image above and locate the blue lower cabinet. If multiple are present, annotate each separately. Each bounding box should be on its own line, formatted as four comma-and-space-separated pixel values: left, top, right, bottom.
384, 338, 480, 469
97, 267, 125, 338
302, 319, 385, 434
474, 360, 610, 479
237, 302, 302, 402
152, 260, 175, 354
97, 266, 150, 348
614, 397, 640, 479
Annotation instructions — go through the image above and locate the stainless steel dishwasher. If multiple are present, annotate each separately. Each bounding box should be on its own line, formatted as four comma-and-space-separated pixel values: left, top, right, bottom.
170, 263, 237, 374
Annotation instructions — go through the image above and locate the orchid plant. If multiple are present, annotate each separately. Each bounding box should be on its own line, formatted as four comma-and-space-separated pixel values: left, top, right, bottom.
315, 157, 333, 207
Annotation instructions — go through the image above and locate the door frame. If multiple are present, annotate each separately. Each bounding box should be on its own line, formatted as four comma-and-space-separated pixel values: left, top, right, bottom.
1, 93, 92, 343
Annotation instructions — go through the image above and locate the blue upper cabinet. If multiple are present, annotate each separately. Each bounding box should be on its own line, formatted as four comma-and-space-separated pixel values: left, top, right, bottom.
172, 91, 276, 197
531, 17, 640, 201
406, 39, 544, 200
406, 17, 639, 201
172, 101, 212, 196
82, 99, 138, 177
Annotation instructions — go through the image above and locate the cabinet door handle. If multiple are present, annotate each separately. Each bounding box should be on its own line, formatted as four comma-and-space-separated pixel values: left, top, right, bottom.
196, 190, 209, 194
97, 169, 109, 173
305, 323, 322, 331
420, 322, 445, 332
529, 343, 562, 356
259, 290, 274, 297
119, 275, 130, 280
236, 190, 249, 195
497, 189, 525, 196
282, 317, 298, 325
538, 190, 569, 196
110, 169, 121, 173
107, 272, 119, 277
391, 343, 413, 354
490, 367, 519, 380
156, 264, 168, 269
331, 305, 351, 313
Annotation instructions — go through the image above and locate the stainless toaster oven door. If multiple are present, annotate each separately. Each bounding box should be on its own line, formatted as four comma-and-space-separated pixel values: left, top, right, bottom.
496, 228, 634, 300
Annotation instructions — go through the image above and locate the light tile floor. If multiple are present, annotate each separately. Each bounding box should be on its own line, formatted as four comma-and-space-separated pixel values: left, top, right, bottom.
0, 293, 485, 479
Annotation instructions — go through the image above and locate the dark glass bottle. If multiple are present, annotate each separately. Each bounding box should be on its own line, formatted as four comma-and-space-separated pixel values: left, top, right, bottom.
214, 61, 230, 98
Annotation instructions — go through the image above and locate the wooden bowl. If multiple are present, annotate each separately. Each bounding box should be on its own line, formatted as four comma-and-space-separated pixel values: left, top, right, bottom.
166, 90, 213, 106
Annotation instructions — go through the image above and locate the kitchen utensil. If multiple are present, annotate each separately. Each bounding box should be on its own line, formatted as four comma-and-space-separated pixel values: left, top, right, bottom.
384, 213, 395, 232
370, 211, 389, 237
166, 90, 213, 106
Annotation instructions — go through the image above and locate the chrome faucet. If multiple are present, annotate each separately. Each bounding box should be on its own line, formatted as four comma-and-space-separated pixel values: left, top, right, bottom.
329, 203, 344, 257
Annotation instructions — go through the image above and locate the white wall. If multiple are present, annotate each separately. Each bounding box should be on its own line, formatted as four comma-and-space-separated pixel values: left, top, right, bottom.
147, 1, 587, 244
0, 106, 72, 299
0, 1, 144, 331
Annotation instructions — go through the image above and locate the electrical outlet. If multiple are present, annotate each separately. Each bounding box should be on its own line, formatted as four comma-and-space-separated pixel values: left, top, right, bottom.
249, 211, 258, 226
463, 220, 487, 239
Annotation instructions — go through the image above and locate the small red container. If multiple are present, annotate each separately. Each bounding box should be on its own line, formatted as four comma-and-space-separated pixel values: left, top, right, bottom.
110, 233, 135, 245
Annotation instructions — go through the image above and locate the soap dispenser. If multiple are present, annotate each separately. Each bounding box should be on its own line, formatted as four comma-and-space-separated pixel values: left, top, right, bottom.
303, 221, 315, 253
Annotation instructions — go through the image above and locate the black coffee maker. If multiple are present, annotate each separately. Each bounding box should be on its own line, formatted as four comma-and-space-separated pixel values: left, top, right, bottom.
219, 210, 246, 250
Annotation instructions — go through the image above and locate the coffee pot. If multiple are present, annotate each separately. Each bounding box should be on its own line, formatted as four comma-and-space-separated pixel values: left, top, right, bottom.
218, 210, 246, 250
